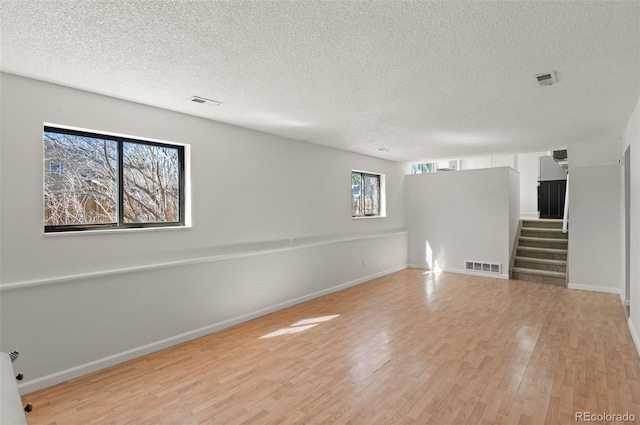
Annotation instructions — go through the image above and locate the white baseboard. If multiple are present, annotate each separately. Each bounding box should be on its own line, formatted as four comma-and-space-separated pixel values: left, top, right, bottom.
628, 318, 640, 359
19, 264, 407, 394
567, 283, 621, 295
441, 268, 509, 280
407, 265, 508, 280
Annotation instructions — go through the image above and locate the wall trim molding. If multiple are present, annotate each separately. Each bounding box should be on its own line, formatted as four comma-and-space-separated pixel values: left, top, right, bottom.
18, 263, 408, 394
1, 231, 408, 292
621, 292, 631, 307
567, 283, 621, 295
628, 318, 640, 359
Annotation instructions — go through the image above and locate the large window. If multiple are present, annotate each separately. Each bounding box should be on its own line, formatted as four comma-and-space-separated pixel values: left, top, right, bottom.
44, 126, 185, 232
351, 171, 381, 217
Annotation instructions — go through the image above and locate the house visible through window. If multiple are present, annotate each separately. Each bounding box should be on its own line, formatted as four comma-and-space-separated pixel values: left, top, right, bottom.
49, 162, 64, 176
352, 171, 381, 217
44, 126, 185, 232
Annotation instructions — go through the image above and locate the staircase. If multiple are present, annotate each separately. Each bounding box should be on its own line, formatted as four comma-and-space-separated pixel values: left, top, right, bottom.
511, 219, 568, 286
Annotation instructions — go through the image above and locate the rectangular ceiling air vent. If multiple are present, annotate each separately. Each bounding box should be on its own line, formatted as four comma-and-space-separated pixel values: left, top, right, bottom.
535, 71, 557, 86
189, 95, 222, 106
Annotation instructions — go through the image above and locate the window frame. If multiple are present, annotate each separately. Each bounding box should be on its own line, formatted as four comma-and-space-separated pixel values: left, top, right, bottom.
351, 170, 383, 218
44, 126, 186, 233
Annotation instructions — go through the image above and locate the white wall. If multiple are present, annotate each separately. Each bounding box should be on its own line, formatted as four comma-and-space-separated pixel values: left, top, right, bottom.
621, 96, 640, 357
539, 155, 567, 181
460, 158, 478, 170
456, 152, 543, 219
566, 138, 624, 296
567, 163, 621, 291
516, 151, 546, 219
476, 157, 493, 169
459, 154, 514, 171
570, 140, 621, 168
0, 73, 408, 393
405, 167, 519, 278
492, 154, 516, 169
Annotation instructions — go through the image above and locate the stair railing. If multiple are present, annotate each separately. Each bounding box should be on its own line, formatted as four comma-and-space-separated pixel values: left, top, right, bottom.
562, 173, 569, 233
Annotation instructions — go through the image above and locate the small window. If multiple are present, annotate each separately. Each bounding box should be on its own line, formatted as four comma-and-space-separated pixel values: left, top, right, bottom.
44, 126, 186, 232
352, 171, 381, 217
410, 163, 435, 174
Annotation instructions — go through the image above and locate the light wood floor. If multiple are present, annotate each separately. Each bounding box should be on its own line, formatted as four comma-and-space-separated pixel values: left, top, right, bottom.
23, 269, 640, 424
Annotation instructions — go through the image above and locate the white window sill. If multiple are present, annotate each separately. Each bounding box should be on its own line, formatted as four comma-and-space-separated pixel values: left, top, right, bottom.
352, 215, 386, 220
44, 225, 192, 236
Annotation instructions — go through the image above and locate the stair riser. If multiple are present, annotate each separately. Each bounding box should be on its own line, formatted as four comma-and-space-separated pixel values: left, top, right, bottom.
516, 249, 567, 261
514, 260, 566, 273
512, 271, 566, 286
521, 220, 564, 229
518, 239, 568, 249
520, 229, 568, 239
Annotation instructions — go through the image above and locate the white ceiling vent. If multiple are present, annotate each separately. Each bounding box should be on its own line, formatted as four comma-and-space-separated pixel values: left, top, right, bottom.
189, 95, 222, 106
535, 71, 557, 86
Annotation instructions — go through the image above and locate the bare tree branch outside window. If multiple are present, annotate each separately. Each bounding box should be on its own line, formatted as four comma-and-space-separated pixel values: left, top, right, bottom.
351, 171, 380, 217
44, 132, 118, 226
123, 142, 180, 223
44, 128, 184, 231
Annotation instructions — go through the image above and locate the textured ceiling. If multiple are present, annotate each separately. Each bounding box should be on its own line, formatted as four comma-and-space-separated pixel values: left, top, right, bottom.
1, 1, 639, 162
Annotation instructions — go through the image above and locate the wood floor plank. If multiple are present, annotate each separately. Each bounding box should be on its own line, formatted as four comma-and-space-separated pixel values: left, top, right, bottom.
22, 269, 640, 424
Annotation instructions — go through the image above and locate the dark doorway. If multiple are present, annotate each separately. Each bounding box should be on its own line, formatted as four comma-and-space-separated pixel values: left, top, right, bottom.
538, 180, 566, 219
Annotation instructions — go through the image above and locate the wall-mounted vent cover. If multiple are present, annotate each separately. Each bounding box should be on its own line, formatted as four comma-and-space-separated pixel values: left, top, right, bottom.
189, 95, 222, 106
465, 261, 501, 274
552, 149, 568, 169
535, 71, 557, 86
552, 149, 567, 161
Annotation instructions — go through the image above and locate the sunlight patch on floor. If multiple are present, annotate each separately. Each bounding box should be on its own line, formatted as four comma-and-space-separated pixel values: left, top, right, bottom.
260, 315, 340, 339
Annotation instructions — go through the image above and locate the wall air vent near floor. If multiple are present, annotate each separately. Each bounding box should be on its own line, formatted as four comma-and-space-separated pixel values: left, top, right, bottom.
465, 261, 501, 274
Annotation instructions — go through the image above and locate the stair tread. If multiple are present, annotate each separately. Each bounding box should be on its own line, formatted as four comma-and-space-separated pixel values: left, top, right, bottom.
512, 267, 566, 278
521, 227, 567, 233
520, 236, 569, 243
517, 246, 568, 253
514, 256, 567, 265
520, 219, 566, 230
